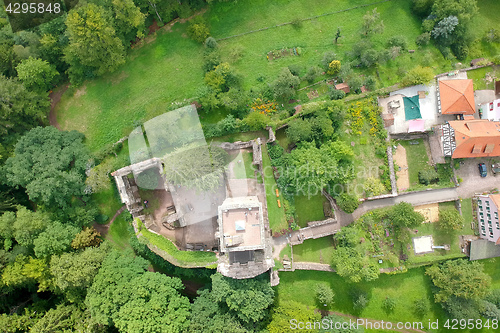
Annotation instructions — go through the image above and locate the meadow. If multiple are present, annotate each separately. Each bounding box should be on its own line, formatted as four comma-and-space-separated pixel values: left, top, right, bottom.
56, 0, 500, 153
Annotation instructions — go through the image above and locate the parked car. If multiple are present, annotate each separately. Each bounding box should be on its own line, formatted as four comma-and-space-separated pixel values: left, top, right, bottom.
478, 163, 487, 177
492, 163, 500, 175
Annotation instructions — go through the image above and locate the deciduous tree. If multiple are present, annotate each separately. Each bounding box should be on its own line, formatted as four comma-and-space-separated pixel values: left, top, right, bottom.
15, 57, 58, 92
64, 3, 125, 84
3, 126, 90, 209
426, 260, 491, 303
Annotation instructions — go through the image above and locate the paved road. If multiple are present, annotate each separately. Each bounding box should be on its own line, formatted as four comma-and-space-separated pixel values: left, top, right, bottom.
353, 187, 459, 219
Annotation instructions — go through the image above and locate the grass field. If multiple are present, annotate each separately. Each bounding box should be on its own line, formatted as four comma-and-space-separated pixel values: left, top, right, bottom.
107, 211, 134, 249
294, 194, 326, 227
293, 237, 334, 264
277, 267, 446, 328
399, 139, 430, 186
277, 262, 500, 333
57, 22, 206, 152
209, 0, 440, 90
230, 151, 255, 179
338, 126, 386, 198
262, 143, 288, 232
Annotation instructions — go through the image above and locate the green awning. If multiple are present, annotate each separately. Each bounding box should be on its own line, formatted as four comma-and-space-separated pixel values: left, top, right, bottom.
403, 95, 421, 121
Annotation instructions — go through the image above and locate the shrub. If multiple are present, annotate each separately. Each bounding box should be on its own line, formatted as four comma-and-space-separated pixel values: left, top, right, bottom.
187, 21, 210, 43
353, 294, 368, 311
364, 76, 376, 91
327, 60, 341, 75
321, 51, 337, 70
492, 55, 500, 65
244, 111, 269, 130
360, 49, 379, 68
348, 76, 363, 93
291, 17, 302, 29
229, 45, 244, 62
316, 284, 334, 306
451, 42, 469, 60
287, 64, 303, 77
416, 32, 431, 46
328, 87, 345, 100
401, 66, 434, 87
414, 298, 429, 317
418, 168, 439, 185
364, 177, 386, 197
337, 193, 359, 213
303, 66, 321, 83
204, 37, 218, 49
387, 35, 408, 51
383, 297, 396, 312
202, 50, 221, 72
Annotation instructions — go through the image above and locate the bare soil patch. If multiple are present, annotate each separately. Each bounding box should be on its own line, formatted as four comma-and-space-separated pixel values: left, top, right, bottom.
48, 84, 69, 129
393, 144, 410, 191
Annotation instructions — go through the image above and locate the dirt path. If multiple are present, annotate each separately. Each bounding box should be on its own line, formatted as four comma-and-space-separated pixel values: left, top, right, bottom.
326, 311, 427, 333
393, 144, 410, 192
93, 205, 126, 238
48, 84, 69, 129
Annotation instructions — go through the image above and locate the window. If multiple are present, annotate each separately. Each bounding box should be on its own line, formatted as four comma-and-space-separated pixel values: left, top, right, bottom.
497, 102, 500, 107
490, 103, 494, 111
487, 206, 491, 211
495, 212, 498, 219
486, 201, 490, 206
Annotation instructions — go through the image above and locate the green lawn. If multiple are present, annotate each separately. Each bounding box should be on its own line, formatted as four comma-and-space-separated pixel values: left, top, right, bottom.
107, 211, 134, 249
209, 0, 440, 90
294, 194, 326, 227
277, 264, 500, 333
461, 197, 474, 225
293, 237, 334, 264
406, 201, 474, 266
277, 267, 446, 329
338, 126, 386, 198
57, 22, 206, 152
275, 127, 291, 151
56, 0, 500, 154
230, 151, 254, 179
262, 144, 288, 232
468, 66, 497, 90
136, 219, 217, 267
398, 139, 430, 187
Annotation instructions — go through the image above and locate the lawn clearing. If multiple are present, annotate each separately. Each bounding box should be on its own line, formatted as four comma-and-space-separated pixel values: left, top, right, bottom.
107, 211, 134, 249
293, 237, 334, 264
276, 267, 446, 327
57, 22, 205, 152
398, 139, 430, 187
230, 150, 254, 179
468, 66, 497, 90
294, 193, 326, 227
262, 143, 288, 232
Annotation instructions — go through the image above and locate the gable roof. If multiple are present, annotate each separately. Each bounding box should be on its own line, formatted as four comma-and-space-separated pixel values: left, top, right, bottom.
449, 119, 500, 158
439, 79, 475, 115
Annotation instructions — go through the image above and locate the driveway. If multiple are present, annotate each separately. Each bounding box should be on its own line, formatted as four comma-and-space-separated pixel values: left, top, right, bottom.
455, 158, 500, 198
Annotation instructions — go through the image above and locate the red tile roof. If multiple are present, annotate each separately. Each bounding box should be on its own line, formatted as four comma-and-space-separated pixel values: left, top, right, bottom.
439, 79, 475, 115
450, 120, 500, 158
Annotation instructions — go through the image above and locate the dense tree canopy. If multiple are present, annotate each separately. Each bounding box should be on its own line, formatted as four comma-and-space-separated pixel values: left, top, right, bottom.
0, 75, 49, 139
64, 3, 125, 84
426, 260, 491, 303
3, 126, 90, 209
15, 57, 58, 92
86, 250, 191, 332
